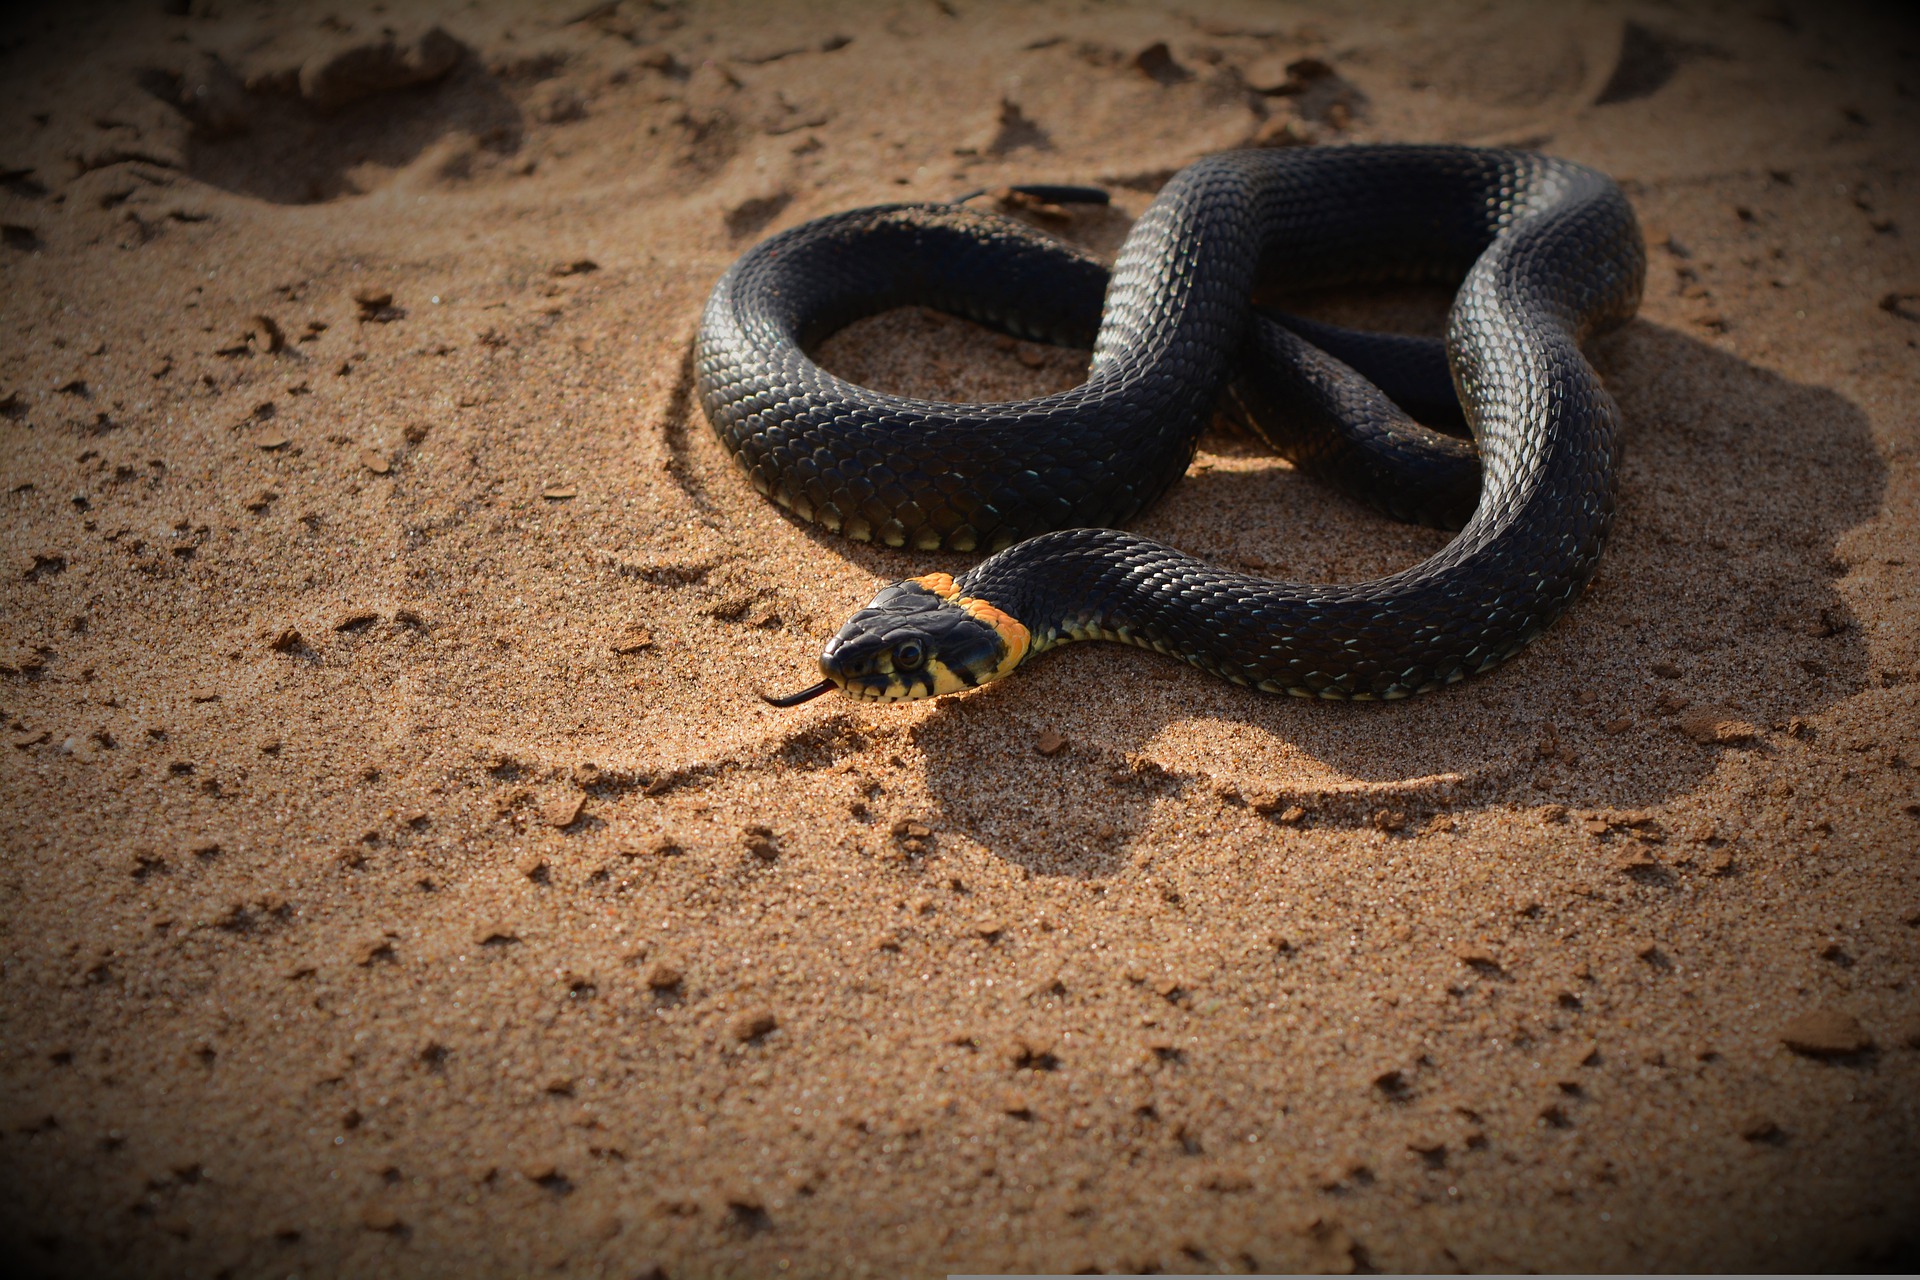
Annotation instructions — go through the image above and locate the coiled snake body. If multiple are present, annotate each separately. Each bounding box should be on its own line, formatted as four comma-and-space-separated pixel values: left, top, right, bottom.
695, 145, 1645, 704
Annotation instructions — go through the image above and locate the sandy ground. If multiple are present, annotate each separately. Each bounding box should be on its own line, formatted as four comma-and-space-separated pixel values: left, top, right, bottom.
2, 0, 1918, 1275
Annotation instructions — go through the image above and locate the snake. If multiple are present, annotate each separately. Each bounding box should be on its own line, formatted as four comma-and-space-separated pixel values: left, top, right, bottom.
694, 145, 1645, 705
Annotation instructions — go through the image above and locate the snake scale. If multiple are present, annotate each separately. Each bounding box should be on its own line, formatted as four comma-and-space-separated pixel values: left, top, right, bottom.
695, 145, 1645, 704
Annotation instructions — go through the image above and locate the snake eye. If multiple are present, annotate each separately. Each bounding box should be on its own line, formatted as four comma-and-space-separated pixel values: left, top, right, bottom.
894, 640, 925, 671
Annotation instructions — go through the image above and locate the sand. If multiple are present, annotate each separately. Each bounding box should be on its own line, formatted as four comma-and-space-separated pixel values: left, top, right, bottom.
2, 0, 1917, 1275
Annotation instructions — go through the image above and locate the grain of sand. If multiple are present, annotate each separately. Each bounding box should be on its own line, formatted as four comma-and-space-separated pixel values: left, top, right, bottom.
2, 1, 1918, 1274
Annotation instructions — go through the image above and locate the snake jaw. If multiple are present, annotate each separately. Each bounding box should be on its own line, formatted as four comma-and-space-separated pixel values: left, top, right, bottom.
818, 579, 1031, 701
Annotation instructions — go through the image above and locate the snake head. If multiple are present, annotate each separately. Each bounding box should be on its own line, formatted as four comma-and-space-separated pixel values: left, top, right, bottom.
813, 573, 1031, 702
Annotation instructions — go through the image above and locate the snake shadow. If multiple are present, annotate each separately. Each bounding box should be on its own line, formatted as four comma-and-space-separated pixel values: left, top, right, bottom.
895, 321, 1886, 877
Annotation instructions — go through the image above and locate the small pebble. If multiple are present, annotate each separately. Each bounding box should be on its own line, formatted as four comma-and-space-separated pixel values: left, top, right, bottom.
1614, 847, 1660, 875
610, 628, 653, 654
355, 938, 395, 966
1678, 708, 1759, 745
1779, 1008, 1872, 1056
543, 794, 585, 828
1371, 808, 1407, 833
359, 1203, 401, 1232
731, 1009, 777, 1041
1454, 945, 1503, 974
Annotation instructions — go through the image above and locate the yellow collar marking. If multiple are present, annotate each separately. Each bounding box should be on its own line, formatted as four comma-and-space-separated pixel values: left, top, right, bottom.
911, 572, 959, 599
908, 573, 1030, 684
955, 594, 1030, 679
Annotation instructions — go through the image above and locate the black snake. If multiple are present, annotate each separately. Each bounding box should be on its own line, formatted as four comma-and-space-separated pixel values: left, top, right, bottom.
694, 145, 1645, 704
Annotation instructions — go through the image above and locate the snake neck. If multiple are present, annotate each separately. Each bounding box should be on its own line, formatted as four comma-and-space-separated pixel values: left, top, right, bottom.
954, 529, 1193, 662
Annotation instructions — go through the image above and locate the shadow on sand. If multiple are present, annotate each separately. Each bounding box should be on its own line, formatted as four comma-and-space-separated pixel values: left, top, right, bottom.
703, 317, 1884, 877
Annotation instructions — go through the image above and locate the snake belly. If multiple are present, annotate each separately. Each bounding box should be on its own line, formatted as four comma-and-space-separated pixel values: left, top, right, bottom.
696, 145, 1645, 700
